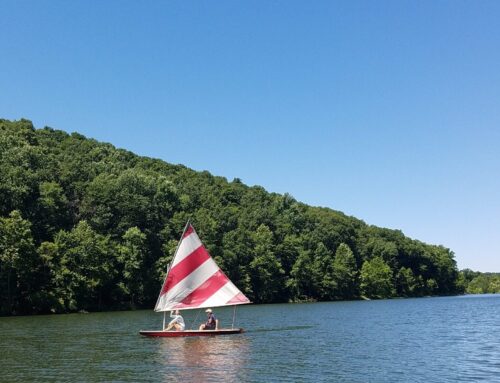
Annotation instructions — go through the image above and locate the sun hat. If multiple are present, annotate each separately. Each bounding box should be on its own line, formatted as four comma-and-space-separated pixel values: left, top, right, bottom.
205, 308, 212, 313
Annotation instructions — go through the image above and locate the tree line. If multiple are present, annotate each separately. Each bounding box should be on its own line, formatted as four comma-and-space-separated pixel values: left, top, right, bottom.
0, 119, 469, 315
460, 269, 500, 294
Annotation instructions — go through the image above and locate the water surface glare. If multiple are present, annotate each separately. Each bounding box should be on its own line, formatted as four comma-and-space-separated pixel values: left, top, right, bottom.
1, 295, 499, 382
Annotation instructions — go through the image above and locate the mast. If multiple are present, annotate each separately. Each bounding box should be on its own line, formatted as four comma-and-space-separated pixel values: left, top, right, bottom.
232, 305, 236, 329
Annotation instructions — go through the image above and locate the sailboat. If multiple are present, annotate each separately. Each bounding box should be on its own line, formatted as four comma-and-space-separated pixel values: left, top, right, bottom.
140, 222, 251, 337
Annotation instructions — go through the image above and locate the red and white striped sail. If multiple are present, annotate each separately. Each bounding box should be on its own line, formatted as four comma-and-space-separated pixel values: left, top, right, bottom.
154, 224, 250, 312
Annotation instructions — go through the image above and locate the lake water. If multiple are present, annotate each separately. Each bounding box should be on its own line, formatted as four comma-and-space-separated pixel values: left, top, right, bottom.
1, 295, 499, 382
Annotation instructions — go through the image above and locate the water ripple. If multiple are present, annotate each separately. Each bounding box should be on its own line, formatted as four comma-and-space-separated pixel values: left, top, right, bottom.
0, 295, 499, 382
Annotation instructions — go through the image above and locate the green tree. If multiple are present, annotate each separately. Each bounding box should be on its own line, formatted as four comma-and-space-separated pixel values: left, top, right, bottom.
360, 256, 394, 299
466, 273, 500, 294
81, 169, 178, 236
461, 268, 481, 284
35, 181, 69, 238
220, 228, 253, 298
36, 241, 67, 313
396, 267, 417, 297
118, 227, 147, 307
249, 224, 284, 302
332, 243, 358, 299
0, 120, 42, 216
289, 249, 319, 301
425, 278, 438, 294
0, 211, 39, 314
312, 242, 335, 300
489, 276, 500, 293
430, 247, 459, 294
54, 221, 116, 311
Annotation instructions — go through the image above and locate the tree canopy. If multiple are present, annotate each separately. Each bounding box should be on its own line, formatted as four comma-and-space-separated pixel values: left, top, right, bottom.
0, 119, 467, 315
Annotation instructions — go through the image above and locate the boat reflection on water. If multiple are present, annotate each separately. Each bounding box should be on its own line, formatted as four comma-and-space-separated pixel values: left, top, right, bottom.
157, 334, 251, 382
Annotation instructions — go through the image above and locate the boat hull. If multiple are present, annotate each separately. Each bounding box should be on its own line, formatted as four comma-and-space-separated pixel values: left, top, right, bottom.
139, 328, 244, 337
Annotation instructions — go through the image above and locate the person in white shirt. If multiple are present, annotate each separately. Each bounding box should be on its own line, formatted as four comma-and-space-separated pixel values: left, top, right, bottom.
165, 310, 185, 331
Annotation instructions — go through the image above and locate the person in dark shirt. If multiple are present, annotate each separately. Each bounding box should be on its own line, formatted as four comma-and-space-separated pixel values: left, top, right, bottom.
199, 308, 217, 330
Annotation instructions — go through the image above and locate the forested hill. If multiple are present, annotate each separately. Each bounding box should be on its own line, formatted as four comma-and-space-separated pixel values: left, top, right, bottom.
0, 119, 464, 315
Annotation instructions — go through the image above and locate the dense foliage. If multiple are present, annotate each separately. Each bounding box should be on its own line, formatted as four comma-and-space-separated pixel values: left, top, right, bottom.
460, 269, 500, 294
0, 119, 465, 315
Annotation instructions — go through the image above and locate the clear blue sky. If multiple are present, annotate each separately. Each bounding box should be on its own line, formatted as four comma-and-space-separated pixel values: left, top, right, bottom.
1, 1, 499, 271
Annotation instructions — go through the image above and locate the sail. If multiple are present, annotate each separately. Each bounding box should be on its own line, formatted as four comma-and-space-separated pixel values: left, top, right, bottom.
154, 224, 251, 312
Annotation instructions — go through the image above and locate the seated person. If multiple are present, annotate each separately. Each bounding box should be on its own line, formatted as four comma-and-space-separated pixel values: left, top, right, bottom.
199, 308, 217, 330
165, 310, 185, 331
